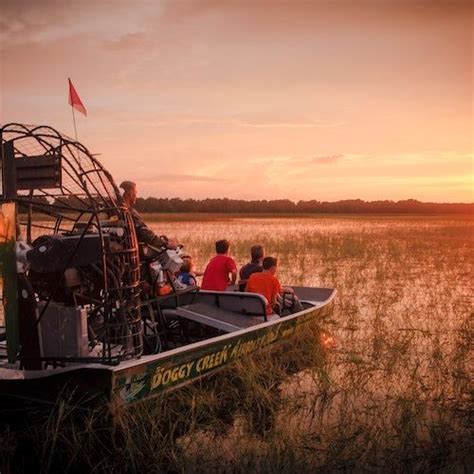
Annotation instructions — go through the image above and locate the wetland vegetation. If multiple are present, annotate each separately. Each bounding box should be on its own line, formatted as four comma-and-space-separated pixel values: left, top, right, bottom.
1, 214, 472, 473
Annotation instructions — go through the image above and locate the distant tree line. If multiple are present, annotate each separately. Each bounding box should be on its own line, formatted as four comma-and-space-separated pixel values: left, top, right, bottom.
135, 197, 473, 214
17, 196, 473, 214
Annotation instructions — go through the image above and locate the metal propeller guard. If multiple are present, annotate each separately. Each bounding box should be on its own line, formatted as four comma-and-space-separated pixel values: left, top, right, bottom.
1, 123, 143, 365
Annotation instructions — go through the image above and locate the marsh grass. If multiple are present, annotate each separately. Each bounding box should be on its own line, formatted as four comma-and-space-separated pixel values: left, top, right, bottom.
1, 215, 472, 472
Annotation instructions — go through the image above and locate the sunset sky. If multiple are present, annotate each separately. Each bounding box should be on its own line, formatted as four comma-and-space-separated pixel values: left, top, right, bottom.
1, 0, 472, 202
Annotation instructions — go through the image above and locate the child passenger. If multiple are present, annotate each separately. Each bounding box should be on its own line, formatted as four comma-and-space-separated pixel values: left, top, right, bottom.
201, 239, 237, 291
239, 244, 264, 281
246, 256, 303, 316
176, 255, 202, 286
245, 256, 282, 315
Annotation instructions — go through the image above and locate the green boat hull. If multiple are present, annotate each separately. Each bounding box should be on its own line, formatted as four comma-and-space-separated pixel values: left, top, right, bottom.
0, 293, 334, 408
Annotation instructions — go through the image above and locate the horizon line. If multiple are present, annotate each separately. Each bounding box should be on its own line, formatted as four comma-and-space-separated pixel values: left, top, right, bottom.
136, 196, 474, 206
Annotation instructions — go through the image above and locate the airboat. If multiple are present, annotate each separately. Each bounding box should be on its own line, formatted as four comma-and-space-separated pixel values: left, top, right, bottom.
0, 123, 335, 407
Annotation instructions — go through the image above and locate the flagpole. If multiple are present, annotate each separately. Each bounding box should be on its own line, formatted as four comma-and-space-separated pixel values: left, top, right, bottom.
68, 77, 86, 142
71, 104, 79, 142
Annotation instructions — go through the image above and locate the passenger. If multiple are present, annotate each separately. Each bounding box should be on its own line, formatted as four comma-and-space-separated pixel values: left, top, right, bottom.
239, 244, 264, 281
120, 181, 177, 251
201, 239, 237, 291
246, 256, 303, 316
176, 255, 201, 286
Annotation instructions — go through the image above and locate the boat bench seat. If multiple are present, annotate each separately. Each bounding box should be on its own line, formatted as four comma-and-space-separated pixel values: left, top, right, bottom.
175, 291, 278, 332
194, 290, 268, 315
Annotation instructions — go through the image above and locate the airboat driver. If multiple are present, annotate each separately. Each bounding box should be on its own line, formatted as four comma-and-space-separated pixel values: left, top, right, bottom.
119, 181, 178, 252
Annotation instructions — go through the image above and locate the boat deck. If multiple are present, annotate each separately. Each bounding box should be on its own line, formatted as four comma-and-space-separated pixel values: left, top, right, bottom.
292, 287, 335, 303
175, 302, 273, 332
174, 287, 332, 333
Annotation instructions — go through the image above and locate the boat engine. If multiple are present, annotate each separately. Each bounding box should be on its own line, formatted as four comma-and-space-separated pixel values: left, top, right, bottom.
146, 247, 186, 295
27, 233, 108, 303
1, 123, 142, 366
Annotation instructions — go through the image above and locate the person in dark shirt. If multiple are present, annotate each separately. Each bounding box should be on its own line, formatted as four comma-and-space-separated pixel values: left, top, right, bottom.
239, 244, 264, 281
120, 181, 177, 250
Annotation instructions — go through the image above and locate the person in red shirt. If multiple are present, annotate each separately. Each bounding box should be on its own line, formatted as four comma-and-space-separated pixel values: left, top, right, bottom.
246, 256, 303, 316
201, 239, 237, 291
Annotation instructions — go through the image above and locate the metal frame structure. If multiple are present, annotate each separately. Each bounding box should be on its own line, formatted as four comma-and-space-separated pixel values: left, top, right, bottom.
0, 123, 142, 366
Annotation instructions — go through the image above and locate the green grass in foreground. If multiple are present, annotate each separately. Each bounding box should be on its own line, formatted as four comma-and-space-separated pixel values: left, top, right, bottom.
1, 215, 473, 472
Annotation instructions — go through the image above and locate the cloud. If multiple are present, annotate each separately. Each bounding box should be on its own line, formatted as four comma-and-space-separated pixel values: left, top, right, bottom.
238, 120, 345, 129
148, 117, 345, 129
0, 0, 159, 49
140, 173, 235, 183
311, 154, 344, 164
287, 154, 345, 167
102, 32, 151, 51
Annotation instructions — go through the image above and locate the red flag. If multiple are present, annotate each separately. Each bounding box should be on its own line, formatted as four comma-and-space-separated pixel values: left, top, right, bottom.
68, 78, 87, 116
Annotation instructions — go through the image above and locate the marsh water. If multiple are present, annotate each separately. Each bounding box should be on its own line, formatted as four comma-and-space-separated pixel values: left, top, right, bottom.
148, 214, 473, 468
